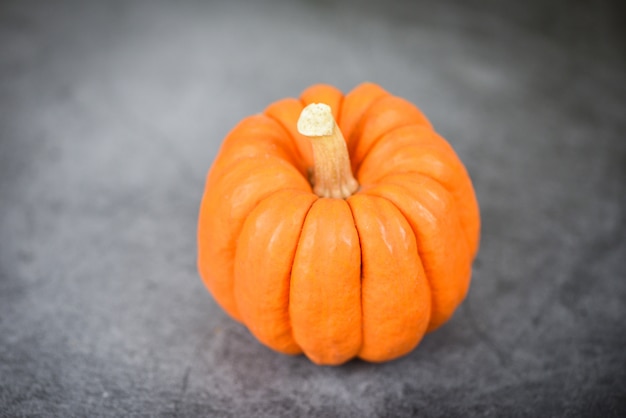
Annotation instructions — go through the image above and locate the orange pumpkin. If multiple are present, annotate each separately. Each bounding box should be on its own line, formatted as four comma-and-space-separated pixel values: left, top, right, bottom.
197, 83, 480, 365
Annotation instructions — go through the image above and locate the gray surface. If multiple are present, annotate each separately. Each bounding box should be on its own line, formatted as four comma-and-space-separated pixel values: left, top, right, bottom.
1, 0, 625, 416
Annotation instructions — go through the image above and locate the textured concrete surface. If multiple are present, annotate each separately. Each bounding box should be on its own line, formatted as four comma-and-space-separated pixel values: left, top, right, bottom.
1, 0, 625, 416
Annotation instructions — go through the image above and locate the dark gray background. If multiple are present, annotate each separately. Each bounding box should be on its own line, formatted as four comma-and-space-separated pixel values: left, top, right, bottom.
1, 0, 625, 416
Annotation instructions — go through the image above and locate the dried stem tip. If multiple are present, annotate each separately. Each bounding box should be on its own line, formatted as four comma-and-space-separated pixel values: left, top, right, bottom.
297, 103, 335, 137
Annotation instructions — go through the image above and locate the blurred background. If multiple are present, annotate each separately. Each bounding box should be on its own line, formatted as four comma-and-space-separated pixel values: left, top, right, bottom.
1, 0, 625, 416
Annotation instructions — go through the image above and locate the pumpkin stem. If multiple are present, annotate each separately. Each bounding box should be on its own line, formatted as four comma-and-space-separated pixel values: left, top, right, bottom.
297, 103, 359, 199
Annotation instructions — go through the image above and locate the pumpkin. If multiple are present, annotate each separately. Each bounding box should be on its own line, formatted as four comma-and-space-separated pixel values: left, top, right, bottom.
197, 83, 480, 365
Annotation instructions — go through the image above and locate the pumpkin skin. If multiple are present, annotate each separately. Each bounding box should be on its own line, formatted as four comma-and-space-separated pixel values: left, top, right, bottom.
197, 83, 480, 365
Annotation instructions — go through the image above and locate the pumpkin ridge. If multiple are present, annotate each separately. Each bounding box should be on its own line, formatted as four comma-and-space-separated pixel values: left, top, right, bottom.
233, 186, 317, 255
233, 189, 316, 354
209, 138, 304, 181
356, 126, 479, 257
356, 124, 443, 172
358, 131, 463, 181
340, 83, 390, 145
264, 101, 312, 172
347, 194, 431, 361
284, 194, 317, 353
209, 154, 310, 193
254, 113, 307, 167
289, 199, 362, 364
366, 179, 472, 329
353, 121, 431, 172
346, 92, 390, 152
229, 188, 299, 316
345, 198, 365, 358
377, 172, 472, 260
360, 186, 441, 330
264, 113, 307, 162
368, 169, 473, 255
359, 139, 478, 258
211, 114, 304, 173
198, 157, 311, 319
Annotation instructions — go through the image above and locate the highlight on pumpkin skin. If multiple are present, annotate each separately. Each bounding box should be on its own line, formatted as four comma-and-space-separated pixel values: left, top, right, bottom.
297, 103, 359, 199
